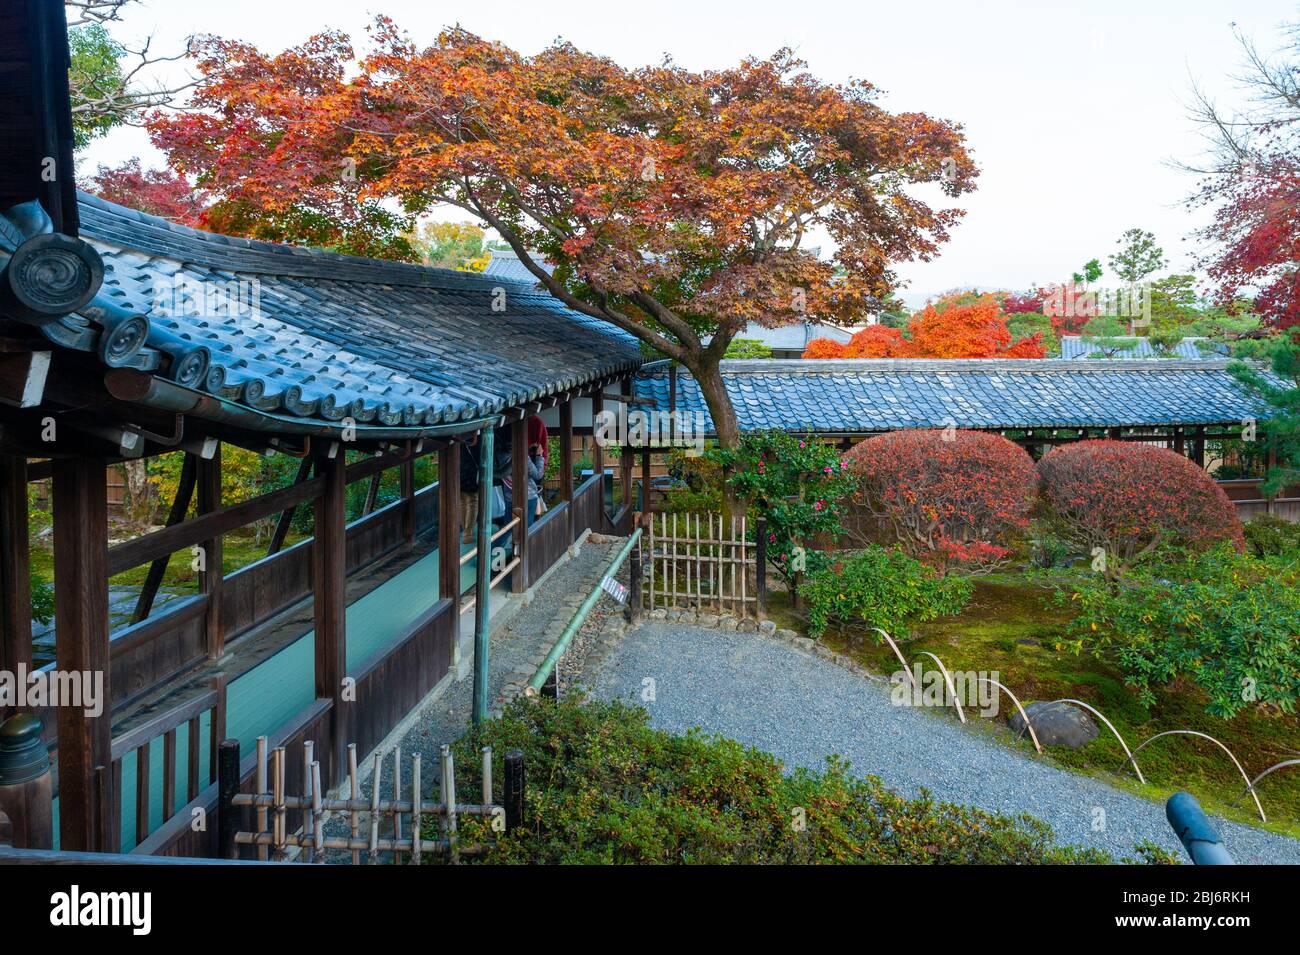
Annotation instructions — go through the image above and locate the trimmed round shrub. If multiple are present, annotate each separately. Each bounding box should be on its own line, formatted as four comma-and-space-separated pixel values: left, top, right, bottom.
843, 429, 1039, 570
1037, 440, 1243, 573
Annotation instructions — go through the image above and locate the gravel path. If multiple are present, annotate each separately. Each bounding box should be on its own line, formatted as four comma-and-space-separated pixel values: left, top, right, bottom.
585, 621, 1300, 864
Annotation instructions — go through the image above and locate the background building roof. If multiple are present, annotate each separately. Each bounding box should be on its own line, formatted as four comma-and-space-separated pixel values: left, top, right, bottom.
482, 247, 554, 284
17, 194, 640, 432
635, 358, 1270, 434
1059, 335, 1229, 360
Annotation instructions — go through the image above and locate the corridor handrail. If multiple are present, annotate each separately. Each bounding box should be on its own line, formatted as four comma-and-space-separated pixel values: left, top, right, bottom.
526, 528, 642, 695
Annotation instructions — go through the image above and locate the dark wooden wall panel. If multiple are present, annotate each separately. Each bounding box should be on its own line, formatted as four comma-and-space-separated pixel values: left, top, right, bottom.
526, 502, 570, 588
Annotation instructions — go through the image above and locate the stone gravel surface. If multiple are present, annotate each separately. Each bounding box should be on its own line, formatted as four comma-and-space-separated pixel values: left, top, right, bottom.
585, 621, 1300, 864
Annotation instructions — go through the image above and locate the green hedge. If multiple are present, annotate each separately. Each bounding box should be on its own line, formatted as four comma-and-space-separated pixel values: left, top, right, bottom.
435, 696, 1174, 864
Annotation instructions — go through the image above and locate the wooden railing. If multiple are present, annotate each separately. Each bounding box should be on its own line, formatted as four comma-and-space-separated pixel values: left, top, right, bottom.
104, 674, 227, 852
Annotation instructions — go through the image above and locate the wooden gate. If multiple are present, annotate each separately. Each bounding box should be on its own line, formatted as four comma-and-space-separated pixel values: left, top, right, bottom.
644, 512, 762, 617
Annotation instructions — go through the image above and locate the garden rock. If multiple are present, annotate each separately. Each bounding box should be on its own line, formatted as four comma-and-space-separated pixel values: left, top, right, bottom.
1009, 701, 1099, 749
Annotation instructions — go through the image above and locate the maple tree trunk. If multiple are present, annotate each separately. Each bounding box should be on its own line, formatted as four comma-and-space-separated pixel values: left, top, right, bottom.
691, 360, 743, 524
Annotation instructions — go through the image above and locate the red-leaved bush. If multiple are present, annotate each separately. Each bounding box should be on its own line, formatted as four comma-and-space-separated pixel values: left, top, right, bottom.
843, 430, 1039, 570
1037, 440, 1244, 574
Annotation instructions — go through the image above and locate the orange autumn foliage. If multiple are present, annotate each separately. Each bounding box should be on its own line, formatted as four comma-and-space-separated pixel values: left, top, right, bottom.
802, 296, 1045, 359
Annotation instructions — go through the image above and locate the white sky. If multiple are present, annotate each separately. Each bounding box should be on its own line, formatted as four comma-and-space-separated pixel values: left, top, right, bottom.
79, 0, 1297, 307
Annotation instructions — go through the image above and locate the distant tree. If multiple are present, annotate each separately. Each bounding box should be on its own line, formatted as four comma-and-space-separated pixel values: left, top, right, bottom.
803, 296, 1045, 359
1183, 21, 1300, 329
87, 158, 206, 222
65, 1, 196, 147
724, 338, 773, 359
408, 221, 490, 271
903, 296, 1045, 358
1107, 228, 1166, 285
1071, 258, 1103, 286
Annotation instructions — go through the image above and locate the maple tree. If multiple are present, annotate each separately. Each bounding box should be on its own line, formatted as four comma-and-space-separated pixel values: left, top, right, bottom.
802, 295, 1045, 359
88, 158, 207, 223
146, 21, 978, 447
1184, 22, 1300, 330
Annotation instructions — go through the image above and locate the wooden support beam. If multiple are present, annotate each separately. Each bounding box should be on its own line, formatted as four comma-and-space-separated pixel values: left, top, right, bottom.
559, 399, 574, 545
400, 458, 416, 545
52, 458, 112, 852
1192, 426, 1206, 468
591, 391, 605, 524
312, 445, 348, 784
132, 454, 197, 625
198, 446, 224, 660
266, 456, 313, 556
511, 417, 528, 594
108, 474, 325, 576
0, 351, 51, 409
0, 455, 32, 717
438, 444, 460, 626
641, 447, 651, 524
620, 379, 634, 517
472, 428, 494, 725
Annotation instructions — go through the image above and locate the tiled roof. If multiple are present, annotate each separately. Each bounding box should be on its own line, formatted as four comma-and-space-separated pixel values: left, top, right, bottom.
482, 248, 554, 284
727, 321, 854, 352
1059, 335, 1228, 360
15, 194, 640, 433
635, 358, 1271, 434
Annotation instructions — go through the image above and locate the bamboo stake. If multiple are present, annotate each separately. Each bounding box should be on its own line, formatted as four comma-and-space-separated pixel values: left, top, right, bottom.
368, 753, 382, 864
272, 746, 287, 860
410, 754, 422, 865
348, 743, 360, 865
442, 744, 459, 865
481, 746, 492, 810
392, 746, 403, 864
302, 740, 314, 863
740, 514, 748, 615
255, 736, 268, 861
311, 760, 324, 862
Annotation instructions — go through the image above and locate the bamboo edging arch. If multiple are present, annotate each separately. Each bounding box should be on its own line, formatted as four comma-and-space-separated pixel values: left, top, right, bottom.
1124, 730, 1266, 822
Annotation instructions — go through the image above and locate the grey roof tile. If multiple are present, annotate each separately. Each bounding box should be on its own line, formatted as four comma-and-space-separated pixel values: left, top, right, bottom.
30, 194, 641, 432
636, 358, 1273, 434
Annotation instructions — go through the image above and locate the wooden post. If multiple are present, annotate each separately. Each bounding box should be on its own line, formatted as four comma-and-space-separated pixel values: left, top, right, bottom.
511, 417, 528, 594
627, 539, 642, 624
198, 446, 224, 659
439, 443, 461, 625
217, 738, 241, 860
401, 457, 416, 545
52, 457, 112, 852
0, 712, 53, 849
503, 749, 525, 833
0, 456, 32, 718
1192, 426, 1206, 468
620, 378, 634, 523
312, 444, 348, 784
755, 517, 768, 616
472, 427, 494, 725
559, 399, 574, 546
640, 447, 651, 518
591, 391, 605, 527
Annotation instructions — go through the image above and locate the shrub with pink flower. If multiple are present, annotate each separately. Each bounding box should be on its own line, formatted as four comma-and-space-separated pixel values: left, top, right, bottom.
711, 431, 856, 590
